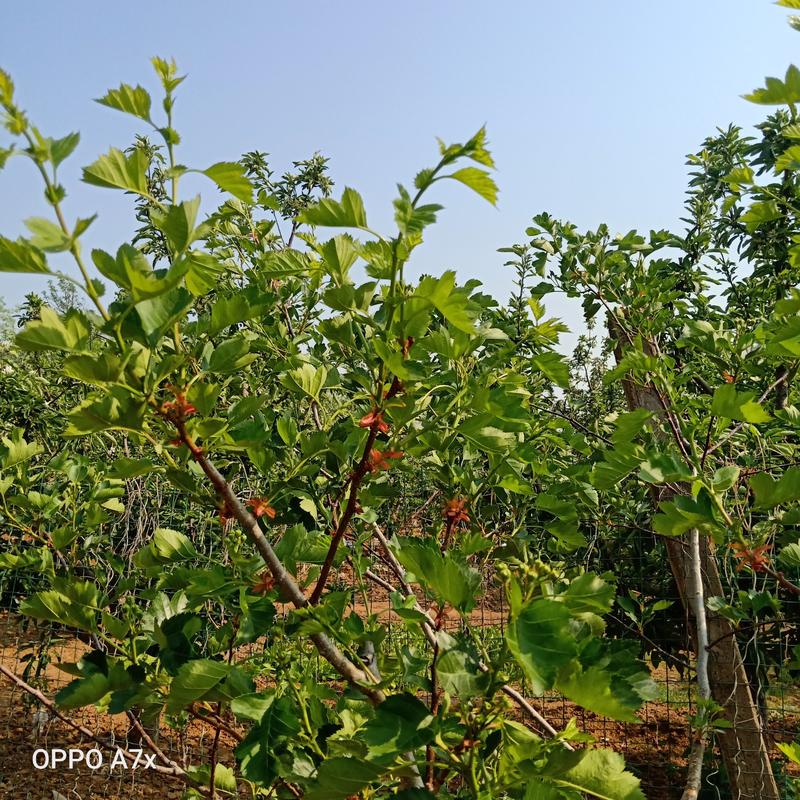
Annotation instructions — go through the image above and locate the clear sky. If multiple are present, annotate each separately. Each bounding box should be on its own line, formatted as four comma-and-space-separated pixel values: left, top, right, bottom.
1, 1, 798, 342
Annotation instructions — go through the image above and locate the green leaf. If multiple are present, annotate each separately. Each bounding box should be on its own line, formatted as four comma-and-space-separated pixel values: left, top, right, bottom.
280, 362, 328, 401
96, 84, 152, 122
208, 334, 256, 373
711, 465, 740, 493
63, 352, 127, 386
203, 162, 254, 203
20, 579, 101, 632
50, 132, 80, 167
208, 294, 253, 336
135, 288, 194, 346
532, 746, 645, 800
166, 659, 231, 713
457, 414, 516, 453
109, 457, 157, 479
134, 528, 197, 568
0, 235, 50, 273
590, 443, 644, 491
741, 200, 781, 230
299, 187, 368, 228
437, 127, 495, 168
92, 244, 188, 300
320, 234, 358, 285
305, 757, 383, 800
507, 599, 577, 694
415, 271, 478, 334
0, 146, 14, 171
532, 352, 570, 388
82, 147, 149, 195
749, 467, 800, 509
0, 429, 43, 469
361, 693, 434, 758
776, 144, 800, 172
723, 165, 754, 186
559, 642, 656, 722
15, 307, 90, 353
56, 673, 110, 709
652, 494, 719, 537
778, 541, 800, 569
435, 632, 491, 697
64, 389, 147, 437
150, 197, 202, 254
445, 166, 498, 205
744, 64, 800, 105
261, 249, 314, 278
231, 693, 275, 722
560, 573, 616, 616
151, 56, 185, 93
611, 410, 652, 444
24, 217, 71, 252
183, 251, 227, 296
235, 695, 301, 784
392, 538, 481, 612
711, 384, 772, 423
637, 451, 693, 484
777, 741, 800, 766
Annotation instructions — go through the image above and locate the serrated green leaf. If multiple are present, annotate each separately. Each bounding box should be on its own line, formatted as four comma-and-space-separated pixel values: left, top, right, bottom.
532, 351, 570, 388
82, 147, 149, 195
203, 161, 254, 203
134, 528, 197, 568
64, 389, 147, 437
776, 144, 800, 172
96, 84, 152, 122
749, 467, 800, 509
305, 757, 383, 800
446, 166, 498, 205
15, 307, 90, 353
435, 632, 491, 698
166, 659, 231, 713
280, 362, 328, 401
24, 217, 71, 253
744, 64, 800, 105
711, 384, 772, 423
392, 537, 481, 612
507, 598, 577, 694
299, 187, 367, 228
150, 196, 202, 254
741, 199, 782, 230
50, 132, 80, 167
0, 235, 50, 273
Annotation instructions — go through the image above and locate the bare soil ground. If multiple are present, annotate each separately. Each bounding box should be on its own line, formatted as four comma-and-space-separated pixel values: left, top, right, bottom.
0, 612, 796, 800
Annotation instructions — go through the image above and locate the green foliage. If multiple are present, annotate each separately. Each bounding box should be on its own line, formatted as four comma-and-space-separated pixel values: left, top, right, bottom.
5, 17, 800, 796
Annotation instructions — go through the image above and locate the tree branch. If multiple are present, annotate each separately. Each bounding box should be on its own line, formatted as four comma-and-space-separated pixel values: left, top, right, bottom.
173, 420, 385, 705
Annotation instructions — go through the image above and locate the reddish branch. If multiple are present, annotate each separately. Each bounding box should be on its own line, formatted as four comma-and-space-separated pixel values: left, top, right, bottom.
310, 422, 382, 604
170, 417, 385, 706
310, 375, 404, 605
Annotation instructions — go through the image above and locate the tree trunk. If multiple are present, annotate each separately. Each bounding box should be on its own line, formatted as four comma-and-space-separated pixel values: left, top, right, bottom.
609, 320, 779, 800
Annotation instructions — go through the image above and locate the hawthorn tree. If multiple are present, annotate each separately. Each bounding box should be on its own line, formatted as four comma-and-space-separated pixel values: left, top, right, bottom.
0, 59, 653, 800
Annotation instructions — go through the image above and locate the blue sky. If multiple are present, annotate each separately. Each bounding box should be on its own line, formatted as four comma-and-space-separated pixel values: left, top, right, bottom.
1, 1, 798, 341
